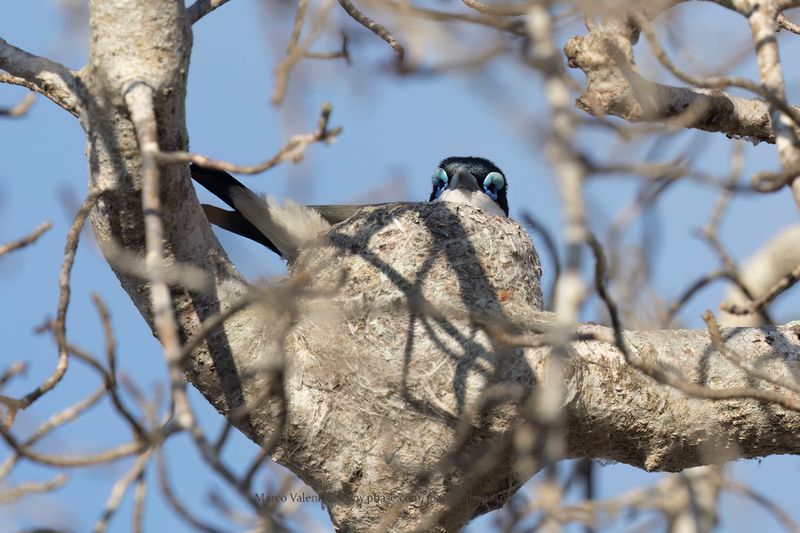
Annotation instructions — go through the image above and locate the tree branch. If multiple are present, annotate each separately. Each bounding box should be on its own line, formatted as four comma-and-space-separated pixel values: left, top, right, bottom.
564, 18, 797, 145
0, 38, 82, 116
186, 0, 231, 24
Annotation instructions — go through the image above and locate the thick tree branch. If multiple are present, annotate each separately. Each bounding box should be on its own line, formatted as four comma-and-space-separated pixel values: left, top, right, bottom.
0, 38, 82, 116
564, 18, 798, 145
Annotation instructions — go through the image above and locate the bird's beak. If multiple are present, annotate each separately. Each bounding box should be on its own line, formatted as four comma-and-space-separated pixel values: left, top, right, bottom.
447, 166, 480, 193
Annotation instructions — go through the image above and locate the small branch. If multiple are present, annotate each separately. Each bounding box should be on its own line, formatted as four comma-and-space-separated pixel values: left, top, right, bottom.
123, 81, 193, 429
157, 102, 341, 174
0, 221, 51, 258
156, 450, 227, 533
132, 469, 146, 533
304, 32, 351, 64
522, 213, 561, 312
721, 261, 800, 316
272, 0, 335, 105
0, 92, 34, 117
461, 0, 528, 16
382, 0, 525, 35
91, 294, 148, 440
0, 474, 67, 503
186, 0, 231, 24
0, 195, 97, 414
94, 451, 153, 533
724, 479, 800, 533
0, 362, 26, 389
0, 424, 146, 467
337, 0, 404, 59
287, 0, 309, 53
0, 38, 82, 116
748, 4, 800, 206
777, 12, 800, 34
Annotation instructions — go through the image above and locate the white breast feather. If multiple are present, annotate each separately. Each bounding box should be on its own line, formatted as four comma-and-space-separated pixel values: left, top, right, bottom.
436, 189, 506, 217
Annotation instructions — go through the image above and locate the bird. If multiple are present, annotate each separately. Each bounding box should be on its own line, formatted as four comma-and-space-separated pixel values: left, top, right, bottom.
190, 156, 509, 259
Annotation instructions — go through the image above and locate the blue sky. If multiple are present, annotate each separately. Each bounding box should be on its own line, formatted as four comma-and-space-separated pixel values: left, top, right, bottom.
1, 0, 799, 531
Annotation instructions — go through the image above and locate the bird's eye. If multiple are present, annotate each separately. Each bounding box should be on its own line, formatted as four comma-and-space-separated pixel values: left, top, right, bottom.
431, 167, 448, 198
483, 172, 505, 201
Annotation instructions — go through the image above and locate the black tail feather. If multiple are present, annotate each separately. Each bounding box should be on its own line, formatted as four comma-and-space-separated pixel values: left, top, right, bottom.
191, 164, 281, 254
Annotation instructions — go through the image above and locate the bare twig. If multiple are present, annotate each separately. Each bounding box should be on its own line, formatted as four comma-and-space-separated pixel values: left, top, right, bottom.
337, 0, 404, 59
186, 0, 231, 24
522, 213, 561, 311
124, 81, 194, 431
156, 102, 341, 174
156, 450, 227, 533
777, 12, 800, 34
0, 362, 26, 389
721, 261, 800, 316
0, 221, 52, 258
272, 0, 335, 105
0, 92, 35, 117
304, 32, 351, 64
747, 4, 800, 206
94, 451, 153, 533
0, 425, 146, 467
91, 294, 148, 439
0, 193, 98, 414
133, 469, 146, 533
0, 474, 67, 503
461, 0, 528, 16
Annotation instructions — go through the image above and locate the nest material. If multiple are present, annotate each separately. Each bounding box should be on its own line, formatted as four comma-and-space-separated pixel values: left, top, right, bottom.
281, 202, 543, 530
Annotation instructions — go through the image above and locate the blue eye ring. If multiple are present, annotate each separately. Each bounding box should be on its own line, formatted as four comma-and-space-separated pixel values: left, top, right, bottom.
432, 167, 448, 198
483, 172, 505, 201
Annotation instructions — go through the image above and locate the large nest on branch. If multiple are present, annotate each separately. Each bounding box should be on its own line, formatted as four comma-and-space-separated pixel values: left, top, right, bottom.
276, 203, 544, 530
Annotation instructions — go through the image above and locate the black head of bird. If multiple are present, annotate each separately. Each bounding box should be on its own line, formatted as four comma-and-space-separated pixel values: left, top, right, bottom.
429, 156, 509, 217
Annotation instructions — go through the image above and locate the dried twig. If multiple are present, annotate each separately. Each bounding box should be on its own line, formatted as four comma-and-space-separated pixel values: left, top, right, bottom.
0, 221, 51, 258
156, 102, 341, 174
94, 451, 153, 533
0, 474, 67, 503
273, 0, 334, 105
0, 92, 35, 117
777, 12, 800, 35
0, 193, 98, 414
186, 0, 230, 24
124, 81, 193, 429
721, 262, 800, 316
156, 450, 226, 533
461, 0, 528, 16
337, 0, 404, 59
91, 294, 148, 439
